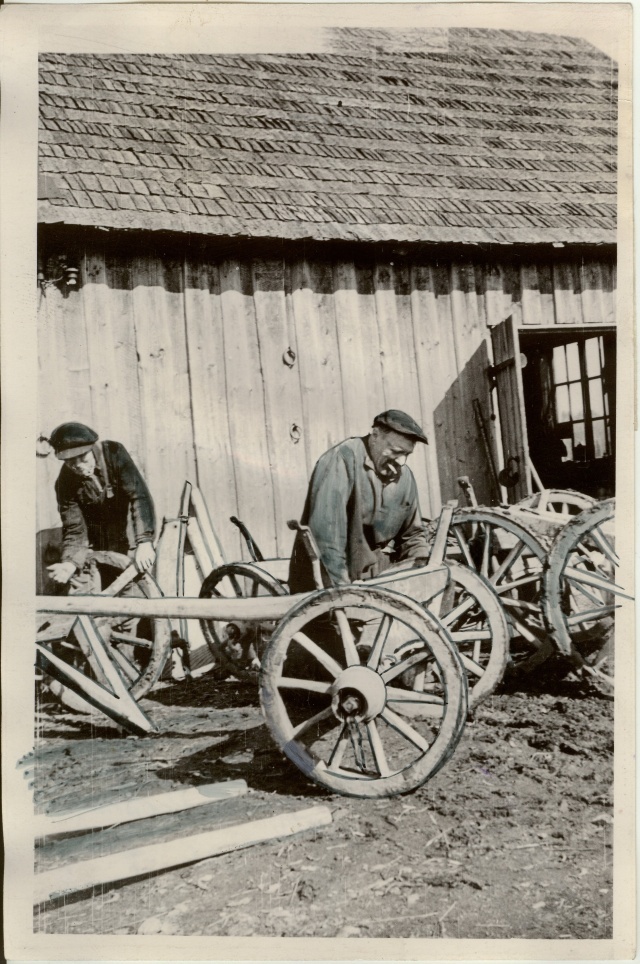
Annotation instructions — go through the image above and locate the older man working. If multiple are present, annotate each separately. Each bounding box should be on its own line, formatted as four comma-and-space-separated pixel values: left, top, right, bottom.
289, 410, 431, 593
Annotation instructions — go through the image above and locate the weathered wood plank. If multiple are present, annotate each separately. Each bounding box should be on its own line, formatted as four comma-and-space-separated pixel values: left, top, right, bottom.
520, 264, 544, 327
252, 258, 306, 557
579, 260, 616, 326
131, 255, 196, 525
184, 258, 241, 563
553, 261, 584, 326
333, 260, 384, 438
219, 258, 275, 558
290, 258, 345, 467
375, 262, 433, 515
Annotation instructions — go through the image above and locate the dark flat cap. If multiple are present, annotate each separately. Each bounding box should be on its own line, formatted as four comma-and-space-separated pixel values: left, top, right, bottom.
50, 422, 98, 460
373, 409, 428, 444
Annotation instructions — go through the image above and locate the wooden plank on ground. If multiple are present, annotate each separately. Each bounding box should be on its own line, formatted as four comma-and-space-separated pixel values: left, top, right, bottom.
34, 806, 333, 904
35, 780, 248, 837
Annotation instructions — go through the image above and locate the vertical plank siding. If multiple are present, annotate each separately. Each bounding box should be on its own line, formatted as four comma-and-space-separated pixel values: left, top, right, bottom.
37, 244, 617, 561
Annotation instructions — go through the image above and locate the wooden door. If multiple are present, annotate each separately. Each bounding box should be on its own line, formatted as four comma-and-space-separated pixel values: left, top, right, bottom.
490, 315, 531, 503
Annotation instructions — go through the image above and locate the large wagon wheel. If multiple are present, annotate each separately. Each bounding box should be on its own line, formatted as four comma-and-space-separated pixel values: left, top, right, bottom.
199, 562, 287, 678
37, 551, 171, 713
518, 489, 596, 515
260, 585, 468, 798
446, 508, 552, 676
426, 563, 509, 709
542, 499, 620, 687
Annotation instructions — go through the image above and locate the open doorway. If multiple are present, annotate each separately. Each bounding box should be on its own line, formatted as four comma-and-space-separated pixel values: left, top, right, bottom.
520, 330, 616, 498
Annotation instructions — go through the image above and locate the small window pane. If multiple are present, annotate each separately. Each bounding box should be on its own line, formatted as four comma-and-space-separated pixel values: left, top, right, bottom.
553, 345, 568, 383
569, 382, 584, 420
589, 378, 604, 418
573, 421, 586, 448
592, 420, 607, 458
604, 393, 609, 417
555, 385, 570, 422
566, 342, 580, 381
585, 337, 602, 378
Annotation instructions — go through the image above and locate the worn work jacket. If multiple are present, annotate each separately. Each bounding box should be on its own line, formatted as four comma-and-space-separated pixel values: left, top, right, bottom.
288, 436, 429, 592
55, 441, 156, 569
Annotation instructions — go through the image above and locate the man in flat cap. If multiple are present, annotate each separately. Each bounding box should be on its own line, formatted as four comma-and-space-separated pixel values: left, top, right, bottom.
46, 422, 156, 591
289, 410, 430, 592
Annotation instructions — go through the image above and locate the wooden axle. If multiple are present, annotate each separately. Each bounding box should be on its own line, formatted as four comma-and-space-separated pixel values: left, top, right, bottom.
37, 592, 312, 621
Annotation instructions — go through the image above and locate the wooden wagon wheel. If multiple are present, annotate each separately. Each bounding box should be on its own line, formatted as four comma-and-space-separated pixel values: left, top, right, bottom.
542, 499, 620, 687
518, 489, 597, 515
426, 563, 510, 709
199, 562, 287, 678
260, 585, 468, 798
446, 508, 552, 676
37, 551, 171, 714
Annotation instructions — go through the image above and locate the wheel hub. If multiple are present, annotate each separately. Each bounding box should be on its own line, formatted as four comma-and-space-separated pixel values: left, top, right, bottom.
329, 665, 386, 723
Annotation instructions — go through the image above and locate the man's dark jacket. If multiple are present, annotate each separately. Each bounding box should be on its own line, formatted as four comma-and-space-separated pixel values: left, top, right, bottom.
55, 441, 155, 569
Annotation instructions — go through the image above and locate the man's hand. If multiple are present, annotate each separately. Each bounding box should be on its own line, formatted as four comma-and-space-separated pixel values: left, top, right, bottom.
134, 541, 156, 573
47, 562, 77, 585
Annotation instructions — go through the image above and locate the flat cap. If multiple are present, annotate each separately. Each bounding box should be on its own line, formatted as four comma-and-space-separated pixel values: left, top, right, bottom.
50, 422, 98, 460
373, 409, 428, 444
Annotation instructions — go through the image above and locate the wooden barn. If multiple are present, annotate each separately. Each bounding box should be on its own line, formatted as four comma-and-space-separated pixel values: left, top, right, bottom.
36, 27, 618, 567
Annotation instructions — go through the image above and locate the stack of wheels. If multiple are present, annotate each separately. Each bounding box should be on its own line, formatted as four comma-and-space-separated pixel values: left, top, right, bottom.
259, 585, 468, 797
542, 499, 618, 690
445, 507, 555, 679
200, 561, 509, 711
36, 551, 172, 713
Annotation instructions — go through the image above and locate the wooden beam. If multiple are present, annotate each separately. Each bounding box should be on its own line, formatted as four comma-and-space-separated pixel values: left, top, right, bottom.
34, 805, 332, 904
37, 592, 310, 621
35, 780, 248, 837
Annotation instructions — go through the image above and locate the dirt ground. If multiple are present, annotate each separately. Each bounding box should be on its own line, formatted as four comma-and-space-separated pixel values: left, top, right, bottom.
32, 669, 613, 940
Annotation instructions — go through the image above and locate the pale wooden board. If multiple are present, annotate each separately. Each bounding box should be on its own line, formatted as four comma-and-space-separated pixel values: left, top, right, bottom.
251, 258, 307, 558
130, 255, 197, 524
290, 258, 346, 468
374, 261, 433, 516
183, 258, 242, 563
333, 260, 384, 436
219, 258, 276, 558
553, 261, 585, 327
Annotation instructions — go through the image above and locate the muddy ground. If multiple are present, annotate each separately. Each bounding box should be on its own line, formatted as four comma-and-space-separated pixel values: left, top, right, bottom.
32, 671, 613, 940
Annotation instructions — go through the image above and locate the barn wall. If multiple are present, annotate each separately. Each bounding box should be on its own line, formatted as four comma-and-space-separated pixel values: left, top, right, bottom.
37, 239, 617, 562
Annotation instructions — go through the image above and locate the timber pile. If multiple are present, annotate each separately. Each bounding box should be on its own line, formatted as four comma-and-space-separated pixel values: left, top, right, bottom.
34, 774, 332, 904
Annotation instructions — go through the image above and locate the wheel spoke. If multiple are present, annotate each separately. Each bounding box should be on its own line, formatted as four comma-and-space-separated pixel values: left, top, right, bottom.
381, 708, 431, 751
565, 566, 630, 598
277, 677, 332, 694
439, 594, 475, 626
327, 725, 349, 769
334, 610, 360, 667
491, 540, 526, 585
499, 598, 543, 615
453, 528, 476, 569
583, 527, 619, 567
449, 629, 492, 642
109, 645, 140, 683
481, 526, 491, 578
366, 721, 391, 776
567, 604, 618, 626
292, 705, 335, 738
291, 631, 343, 677
385, 686, 445, 707
365, 614, 393, 669
508, 615, 544, 644
380, 649, 429, 684
459, 653, 484, 678
110, 631, 154, 650
567, 578, 609, 609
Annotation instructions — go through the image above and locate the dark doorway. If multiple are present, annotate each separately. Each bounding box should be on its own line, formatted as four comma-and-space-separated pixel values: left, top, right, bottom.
520, 330, 616, 498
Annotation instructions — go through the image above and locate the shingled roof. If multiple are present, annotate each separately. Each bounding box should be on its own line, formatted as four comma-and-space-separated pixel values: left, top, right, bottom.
38, 28, 617, 245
